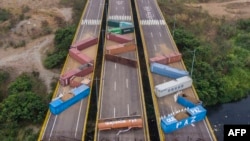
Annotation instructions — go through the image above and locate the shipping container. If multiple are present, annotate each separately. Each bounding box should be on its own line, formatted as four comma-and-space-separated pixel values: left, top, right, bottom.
107, 20, 133, 28
106, 43, 136, 55
49, 84, 90, 115
59, 69, 80, 86
98, 118, 143, 131
107, 20, 120, 27
108, 27, 122, 34
165, 52, 182, 64
150, 52, 182, 65
69, 48, 93, 64
71, 36, 98, 50
108, 26, 134, 35
106, 33, 133, 43
149, 55, 166, 64
155, 76, 192, 97
121, 26, 134, 34
119, 21, 133, 28
161, 105, 207, 133
59, 64, 93, 87
75, 63, 94, 77
105, 54, 137, 68
150, 62, 189, 79
177, 94, 203, 108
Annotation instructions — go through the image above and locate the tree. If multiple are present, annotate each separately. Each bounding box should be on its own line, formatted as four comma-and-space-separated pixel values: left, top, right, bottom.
0, 92, 47, 123
7, 73, 32, 95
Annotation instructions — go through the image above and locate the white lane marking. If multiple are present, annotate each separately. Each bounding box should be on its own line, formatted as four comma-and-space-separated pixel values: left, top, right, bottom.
127, 104, 130, 116
100, 61, 107, 119
42, 113, 51, 140
79, 0, 93, 38
203, 120, 214, 141
140, 20, 166, 25
114, 81, 116, 91
159, 32, 162, 37
126, 78, 128, 88
75, 100, 83, 138
49, 115, 58, 141
114, 107, 116, 118
154, 44, 157, 51
94, 3, 102, 35
151, 32, 153, 37
115, 63, 117, 69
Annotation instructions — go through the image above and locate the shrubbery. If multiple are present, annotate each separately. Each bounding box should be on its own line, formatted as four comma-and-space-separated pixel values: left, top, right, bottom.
43, 25, 76, 69
0, 72, 48, 140
164, 1, 250, 105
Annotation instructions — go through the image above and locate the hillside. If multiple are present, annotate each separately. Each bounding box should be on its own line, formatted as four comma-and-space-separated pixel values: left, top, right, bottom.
158, 0, 250, 105
0, 0, 72, 92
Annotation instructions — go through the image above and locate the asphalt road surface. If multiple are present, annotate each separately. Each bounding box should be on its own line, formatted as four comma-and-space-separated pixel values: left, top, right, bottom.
40, 0, 105, 141
135, 0, 215, 141
96, 0, 148, 141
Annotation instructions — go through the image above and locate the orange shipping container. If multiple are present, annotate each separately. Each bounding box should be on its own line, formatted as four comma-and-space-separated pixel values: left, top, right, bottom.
98, 118, 143, 131
106, 33, 133, 43
106, 43, 136, 55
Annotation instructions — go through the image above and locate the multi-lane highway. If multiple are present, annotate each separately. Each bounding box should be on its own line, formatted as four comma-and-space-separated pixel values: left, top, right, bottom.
135, 0, 217, 141
38, 0, 105, 140
96, 0, 149, 141
38, 0, 218, 140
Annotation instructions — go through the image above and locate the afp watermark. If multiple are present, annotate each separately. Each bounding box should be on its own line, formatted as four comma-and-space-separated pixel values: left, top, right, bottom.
224, 125, 250, 141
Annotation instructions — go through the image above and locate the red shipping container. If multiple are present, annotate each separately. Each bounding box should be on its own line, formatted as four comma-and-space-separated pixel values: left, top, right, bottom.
106, 33, 133, 43
165, 52, 182, 64
150, 55, 166, 64
59, 69, 80, 86
69, 48, 93, 64
75, 65, 94, 77
71, 36, 98, 50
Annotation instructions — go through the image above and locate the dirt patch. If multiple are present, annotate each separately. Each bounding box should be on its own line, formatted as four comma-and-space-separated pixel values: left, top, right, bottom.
0, 35, 60, 92
187, 0, 250, 20
0, 0, 73, 92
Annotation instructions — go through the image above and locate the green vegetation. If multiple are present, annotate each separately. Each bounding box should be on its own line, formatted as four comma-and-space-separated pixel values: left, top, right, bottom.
43, 25, 76, 69
158, 0, 250, 106
0, 8, 11, 22
43, 0, 87, 69
0, 72, 48, 140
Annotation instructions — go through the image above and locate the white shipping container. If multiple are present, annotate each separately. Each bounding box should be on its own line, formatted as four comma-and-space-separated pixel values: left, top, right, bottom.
155, 76, 192, 97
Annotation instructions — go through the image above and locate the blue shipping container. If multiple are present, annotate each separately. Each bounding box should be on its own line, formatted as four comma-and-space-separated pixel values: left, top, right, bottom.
177, 95, 203, 108
119, 22, 133, 28
150, 62, 189, 79
49, 84, 90, 115
161, 105, 207, 133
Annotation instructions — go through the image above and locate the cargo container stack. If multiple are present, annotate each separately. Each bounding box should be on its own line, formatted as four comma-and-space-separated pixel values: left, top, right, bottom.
107, 19, 135, 35
104, 20, 138, 67
58, 36, 98, 88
